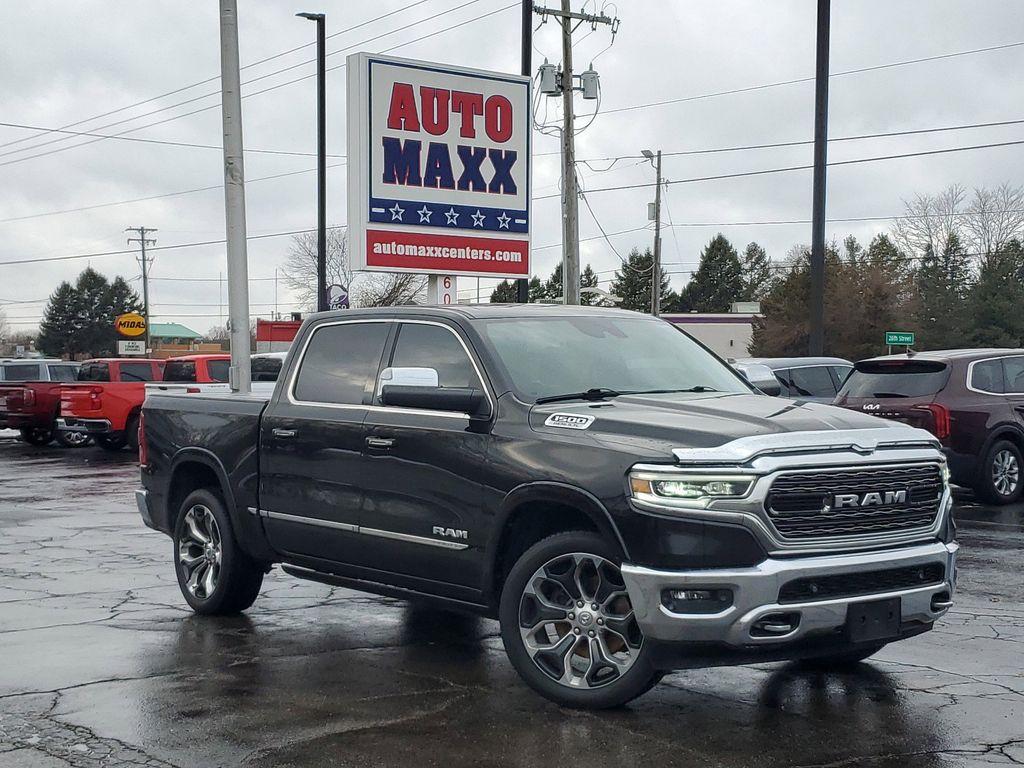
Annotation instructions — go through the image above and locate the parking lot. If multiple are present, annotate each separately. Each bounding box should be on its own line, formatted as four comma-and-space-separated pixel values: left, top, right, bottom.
0, 436, 1022, 768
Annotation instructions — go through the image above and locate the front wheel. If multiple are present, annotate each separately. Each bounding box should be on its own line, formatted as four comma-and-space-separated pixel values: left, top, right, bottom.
976, 440, 1023, 505
499, 531, 658, 709
173, 489, 264, 615
19, 426, 54, 446
55, 428, 92, 448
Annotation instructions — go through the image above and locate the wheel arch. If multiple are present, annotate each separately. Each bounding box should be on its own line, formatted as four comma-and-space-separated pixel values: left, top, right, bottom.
166, 448, 237, 532
485, 482, 628, 607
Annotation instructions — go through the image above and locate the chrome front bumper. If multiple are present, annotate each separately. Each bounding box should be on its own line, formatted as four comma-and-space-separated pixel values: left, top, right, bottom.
621, 540, 957, 646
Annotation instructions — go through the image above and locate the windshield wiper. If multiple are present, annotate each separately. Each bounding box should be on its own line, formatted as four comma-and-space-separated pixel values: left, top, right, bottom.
536, 387, 623, 404
626, 386, 719, 394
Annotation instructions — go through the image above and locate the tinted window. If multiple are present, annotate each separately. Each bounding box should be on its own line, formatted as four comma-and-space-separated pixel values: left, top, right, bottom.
480, 317, 748, 402
840, 361, 950, 398
47, 364, 78, 382
830, 365, 853, 388
77, 363, 110, 382
207, 360, 230, 383
789, 366, 838, 398
389, 324, 480, 390
1003, 357, 1024, 393
971, 359, 1004, 394
119, 362, 157, 382
251, 357, 283, 382
3, 363, 42, 381
162, 360, 196, 382
294, 322, 389, 405
773, 370, 793, 396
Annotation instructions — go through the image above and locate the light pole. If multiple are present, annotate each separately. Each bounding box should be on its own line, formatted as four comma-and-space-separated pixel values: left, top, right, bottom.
297, 11, 327, 313
642, 149, 662, 316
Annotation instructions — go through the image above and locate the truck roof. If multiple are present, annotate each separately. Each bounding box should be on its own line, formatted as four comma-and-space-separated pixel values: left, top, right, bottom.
306, 304, 650, 322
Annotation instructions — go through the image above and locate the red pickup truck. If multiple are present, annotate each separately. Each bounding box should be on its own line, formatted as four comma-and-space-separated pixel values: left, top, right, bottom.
0, 359, 85, 446
59, 358, 167, 451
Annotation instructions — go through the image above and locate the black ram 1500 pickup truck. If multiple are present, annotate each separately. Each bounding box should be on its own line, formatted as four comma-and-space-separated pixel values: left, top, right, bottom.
137, 305, 957, 708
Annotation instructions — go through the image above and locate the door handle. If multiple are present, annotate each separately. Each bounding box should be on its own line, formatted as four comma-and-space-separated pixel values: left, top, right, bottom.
365, 436, 394, 450
272, 428, 297, 439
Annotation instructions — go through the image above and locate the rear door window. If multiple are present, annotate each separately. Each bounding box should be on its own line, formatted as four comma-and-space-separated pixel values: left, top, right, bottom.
77, 363, 111, 382
971, 359, 1005, 394
1002, 356, 1024, 394
789, 366, 838, 398
293, 322, 390, 405
162, 360, 196, 382
3, 363, 42, 381
119, 362, 157, 382
47, 364, 79, 382
206, 360, 230, 383
840, 361, 951, 398
251, 356, 283, 382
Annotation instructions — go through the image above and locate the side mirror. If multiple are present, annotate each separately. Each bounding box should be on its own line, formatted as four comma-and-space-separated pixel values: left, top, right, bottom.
755, 378, 783, 397
380, 385, 486, 415
734, 363, 782, 397
377, 366, 439, 397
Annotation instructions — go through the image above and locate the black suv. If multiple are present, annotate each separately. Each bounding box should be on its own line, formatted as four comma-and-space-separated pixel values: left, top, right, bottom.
136, 306, 957, 708
836, 349, 1024, 504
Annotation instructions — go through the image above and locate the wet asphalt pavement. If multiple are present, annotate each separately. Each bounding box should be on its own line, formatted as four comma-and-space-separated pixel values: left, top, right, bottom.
0, 435, 1022, 768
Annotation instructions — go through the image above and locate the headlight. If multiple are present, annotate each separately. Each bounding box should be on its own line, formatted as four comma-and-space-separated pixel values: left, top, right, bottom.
630, 472, 755, 507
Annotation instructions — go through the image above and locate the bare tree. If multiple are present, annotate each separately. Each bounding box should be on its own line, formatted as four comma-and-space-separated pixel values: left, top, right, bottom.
354, 273, 427, 307
280, 227, 352, 311
892, 185, 966, 258
0, 307, 9, 343
963, 183, 1024, 256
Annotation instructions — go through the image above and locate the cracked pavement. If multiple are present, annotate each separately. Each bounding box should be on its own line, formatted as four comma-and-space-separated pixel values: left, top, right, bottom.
1, 436, 1022, 767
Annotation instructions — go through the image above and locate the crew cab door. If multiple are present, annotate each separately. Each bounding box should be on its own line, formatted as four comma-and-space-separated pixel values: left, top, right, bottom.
259, 319, 392, 563
359, 320, 491, 594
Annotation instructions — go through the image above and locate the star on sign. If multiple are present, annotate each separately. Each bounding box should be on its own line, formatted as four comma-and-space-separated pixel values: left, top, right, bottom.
471, 209, 486, 228
389, 203, 405, 221
444, 207, 459, 225
496, 212, 511, 230
417, 205, 432, 223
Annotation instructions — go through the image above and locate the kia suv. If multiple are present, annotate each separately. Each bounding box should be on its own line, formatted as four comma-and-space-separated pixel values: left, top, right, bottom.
835, 349, 1024, 504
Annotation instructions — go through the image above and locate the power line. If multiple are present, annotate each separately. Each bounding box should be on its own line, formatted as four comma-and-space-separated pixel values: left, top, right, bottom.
535, 139, 1024, 199
602, 40, 1024, 116
0, 0, 508, 167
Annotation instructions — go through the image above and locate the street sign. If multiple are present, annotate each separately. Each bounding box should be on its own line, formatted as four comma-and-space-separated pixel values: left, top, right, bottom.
117, 339, 145, 355
885, 331, 915, 346
115, 312, 147, 338
347, 53, 531, 278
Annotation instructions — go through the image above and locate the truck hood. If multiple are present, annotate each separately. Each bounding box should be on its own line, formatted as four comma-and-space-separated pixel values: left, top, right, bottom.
529, 392, 911, 459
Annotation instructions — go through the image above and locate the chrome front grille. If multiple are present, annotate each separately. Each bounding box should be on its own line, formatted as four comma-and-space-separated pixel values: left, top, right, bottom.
765, 464, 944, 541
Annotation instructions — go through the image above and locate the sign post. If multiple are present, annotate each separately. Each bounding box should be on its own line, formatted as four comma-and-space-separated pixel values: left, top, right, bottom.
347, 53, 531, 294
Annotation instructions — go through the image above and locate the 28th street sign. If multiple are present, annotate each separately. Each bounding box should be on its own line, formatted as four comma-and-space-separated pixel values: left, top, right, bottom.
347, 53, 531, 278
885, 331, 915, 346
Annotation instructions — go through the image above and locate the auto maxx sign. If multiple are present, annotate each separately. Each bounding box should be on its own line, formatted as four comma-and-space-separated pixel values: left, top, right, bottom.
347, 53, 531, 278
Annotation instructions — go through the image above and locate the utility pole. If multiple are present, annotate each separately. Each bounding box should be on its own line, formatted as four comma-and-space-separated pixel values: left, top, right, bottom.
536, 1, 615, 305
219, 0, 252, 394
298, 12, 327, 312
809, 0, 830, 356
515, 0, 532, 304
126, 226, 157, 353
642, 150, 663, 316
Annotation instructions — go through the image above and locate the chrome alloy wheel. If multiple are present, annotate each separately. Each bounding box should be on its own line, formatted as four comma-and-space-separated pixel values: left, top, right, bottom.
178, 505, 222, 600
518, 553, 643, 690
63, 430, 90, 447
992, 449, 1020, 497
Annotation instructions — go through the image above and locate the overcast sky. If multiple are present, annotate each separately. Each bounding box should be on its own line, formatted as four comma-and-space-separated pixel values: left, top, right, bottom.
1, 0, 1023, 333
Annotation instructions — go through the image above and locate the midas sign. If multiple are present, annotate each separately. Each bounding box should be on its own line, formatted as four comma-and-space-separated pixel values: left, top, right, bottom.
115, 312, 147, 337
347, 53, 531, 278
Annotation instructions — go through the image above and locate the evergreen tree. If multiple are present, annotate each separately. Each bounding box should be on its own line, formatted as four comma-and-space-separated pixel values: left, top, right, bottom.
607, 247, 670, 313
489, 280, 518, 303
967, 239, 1024, 347
685, 234, 744, 312
37, 282, 80, 357
912, 233, 974, 349
527, 275, 546, 303
739, 242, 774, 301
36, 268, 142, 358
580, 263, 600, 306
543, 263, 563, 301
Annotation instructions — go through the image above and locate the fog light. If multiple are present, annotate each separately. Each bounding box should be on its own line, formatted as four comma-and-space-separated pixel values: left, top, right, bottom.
662, 588, 733, 614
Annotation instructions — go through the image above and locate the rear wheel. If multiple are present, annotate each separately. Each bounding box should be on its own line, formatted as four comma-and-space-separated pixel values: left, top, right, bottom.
499, 531, 658, 708
125, 413, 140, 452
19, 426, 54, 446
976, 439, 1023, 505
95, 435, 127, 451
173, 489, 264, 615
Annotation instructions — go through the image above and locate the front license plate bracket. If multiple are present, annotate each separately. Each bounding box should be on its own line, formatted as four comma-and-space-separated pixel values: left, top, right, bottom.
846, 597, 901, 643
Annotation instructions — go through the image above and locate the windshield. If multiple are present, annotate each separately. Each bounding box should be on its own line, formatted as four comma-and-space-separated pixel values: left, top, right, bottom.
839, 360, 950, 398
479, 315, 750, 402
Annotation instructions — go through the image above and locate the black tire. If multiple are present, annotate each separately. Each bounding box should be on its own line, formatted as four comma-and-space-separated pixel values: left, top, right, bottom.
125, 413, 140, 452
797, 644, 886, 670
976, 439, 1023, 505
55, 428, 92, 448
95, 435, 127, 451
19, 426, 54, 446
499, 530, 659, 709
173, 488, 263, 615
